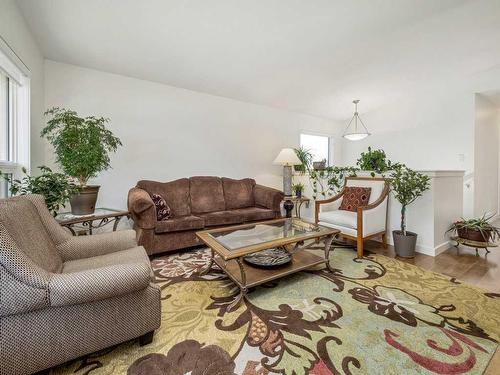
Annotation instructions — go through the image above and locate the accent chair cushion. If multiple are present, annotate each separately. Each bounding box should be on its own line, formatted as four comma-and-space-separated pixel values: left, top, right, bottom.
318, 210, 357, 229
232, 207, 276, 222
339, 187, 371, 212
154, 215, 205, 234
222, 178, 256, 209
198, 211, 243, 227
0, 197, 63, 273
189, 177, 226, 214
150, 194, 172, 221
62, 246, 150, 273
137, 179, 191, 217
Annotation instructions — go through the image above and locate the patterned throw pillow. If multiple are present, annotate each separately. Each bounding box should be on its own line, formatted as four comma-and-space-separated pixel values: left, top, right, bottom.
339, 187, 371, 212
150, 193, 172, 221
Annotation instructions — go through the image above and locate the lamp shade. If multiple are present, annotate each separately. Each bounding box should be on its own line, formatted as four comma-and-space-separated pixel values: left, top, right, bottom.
273, 148, 301, 166
342, 100, 371, 141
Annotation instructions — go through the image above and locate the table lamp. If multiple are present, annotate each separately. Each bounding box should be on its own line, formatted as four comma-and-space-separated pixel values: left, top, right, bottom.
273, 148, 301, 217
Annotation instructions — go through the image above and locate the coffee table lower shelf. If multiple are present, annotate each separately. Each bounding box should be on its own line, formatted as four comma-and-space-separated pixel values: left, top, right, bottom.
214, 250, 326, 289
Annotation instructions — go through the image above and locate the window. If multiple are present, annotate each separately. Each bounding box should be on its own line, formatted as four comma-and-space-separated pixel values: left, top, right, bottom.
0, 41, 31, 197
300, 133, 332, 165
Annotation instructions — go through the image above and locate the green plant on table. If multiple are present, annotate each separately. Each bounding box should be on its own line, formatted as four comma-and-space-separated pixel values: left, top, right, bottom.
357, 146, 403, 177
293, 147, 313, 174
42, 107, 123, 187
389, 166, 430, 235
0, 166, 79, 216
446, 215, 500, 242
292, 182, 305, 194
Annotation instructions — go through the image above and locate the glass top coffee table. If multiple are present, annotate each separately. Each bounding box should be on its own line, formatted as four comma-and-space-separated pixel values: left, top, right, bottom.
196, 218, 339, 311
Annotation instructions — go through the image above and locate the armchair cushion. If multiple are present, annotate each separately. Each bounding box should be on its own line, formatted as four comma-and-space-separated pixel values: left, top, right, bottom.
62, 246, 150, 273
154, 215, 204, 233
339, 187, 371, 212
319, 210, 357, 229
57, 230, 138, 261
49, 262, 151, 306
0, 197, 62, 273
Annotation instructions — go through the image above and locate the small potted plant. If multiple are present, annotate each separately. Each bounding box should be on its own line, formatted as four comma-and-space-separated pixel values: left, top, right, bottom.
0, 166, 79, 216
446, 215, 500, 243
293, 147, 313, 174
390, 166, 430, 258
42, 108, 122, 215
292, 182, 305, 198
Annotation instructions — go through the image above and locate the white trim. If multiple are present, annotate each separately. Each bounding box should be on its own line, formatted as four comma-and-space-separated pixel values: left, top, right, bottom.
418, 170, 466, 178
0, 36, 30, 81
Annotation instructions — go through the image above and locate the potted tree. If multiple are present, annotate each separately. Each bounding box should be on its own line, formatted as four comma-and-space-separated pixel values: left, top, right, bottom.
0, 166, 79, 216
42, 108, 122, 215
447, 215, 500, 243
390, 166, 430, 258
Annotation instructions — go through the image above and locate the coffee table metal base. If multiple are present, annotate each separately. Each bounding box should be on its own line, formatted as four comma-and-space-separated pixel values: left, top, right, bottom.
200, 234, 335, 312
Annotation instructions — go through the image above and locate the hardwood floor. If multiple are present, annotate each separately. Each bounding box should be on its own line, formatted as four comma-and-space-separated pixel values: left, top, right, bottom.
361, 237, 500, 374
364, 239, 500, 293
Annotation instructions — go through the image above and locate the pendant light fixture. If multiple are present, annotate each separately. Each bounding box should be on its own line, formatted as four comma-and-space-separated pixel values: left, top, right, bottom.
342, 99, 371, 141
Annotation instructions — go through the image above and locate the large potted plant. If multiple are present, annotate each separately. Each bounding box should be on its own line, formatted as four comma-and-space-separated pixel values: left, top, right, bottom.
42, 108, 122, 215
446, 215, 500, 243
0, 166, 79, 216
390, 166, 430, 258
356, 146, 402, 177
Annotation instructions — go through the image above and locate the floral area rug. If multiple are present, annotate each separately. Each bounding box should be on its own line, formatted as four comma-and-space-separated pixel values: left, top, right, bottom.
51, 246, 500, 375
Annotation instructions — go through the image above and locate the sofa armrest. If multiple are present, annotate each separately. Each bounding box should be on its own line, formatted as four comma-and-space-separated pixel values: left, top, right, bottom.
49, 263, 151, 306
128, 187, 156, 229
254, 185, 284, 213
57, 230, 138, 261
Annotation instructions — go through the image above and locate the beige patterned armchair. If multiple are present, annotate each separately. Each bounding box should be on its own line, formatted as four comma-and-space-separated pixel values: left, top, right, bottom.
0, 195, 161, 375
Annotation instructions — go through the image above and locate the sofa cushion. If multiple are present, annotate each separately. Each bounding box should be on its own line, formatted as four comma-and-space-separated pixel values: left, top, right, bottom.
198, 211, 243, 227
62, 246, 150, 273
222, 178, 256, 209
138, 178, 190, 216
339, 187, 371, 212
155, 215, 205, 234
232, 207, 276, 222
150, 194, 172, 221
189, 176, 226, 214
319, 210, 357, 229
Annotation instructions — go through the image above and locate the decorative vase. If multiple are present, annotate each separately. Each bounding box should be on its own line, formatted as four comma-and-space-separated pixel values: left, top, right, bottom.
295, 190, 302, 198
393, 230, 417, 258
70, 185, 100, 215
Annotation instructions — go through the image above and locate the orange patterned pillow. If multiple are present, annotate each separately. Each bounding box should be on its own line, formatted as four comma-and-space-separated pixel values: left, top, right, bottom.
339, 187, 371, 212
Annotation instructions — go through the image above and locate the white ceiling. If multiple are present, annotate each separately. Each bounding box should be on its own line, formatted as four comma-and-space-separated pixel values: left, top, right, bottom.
16, 0, 500, 120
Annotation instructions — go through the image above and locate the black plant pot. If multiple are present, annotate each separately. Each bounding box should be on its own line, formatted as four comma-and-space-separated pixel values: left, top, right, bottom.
393, 230, 417, 258
295, 191, 302, 198
70, 185, 100, 215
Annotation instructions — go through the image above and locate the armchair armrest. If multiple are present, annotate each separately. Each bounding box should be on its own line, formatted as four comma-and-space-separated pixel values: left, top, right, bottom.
254, 185, 284, 213
357, 182, 390, 237
57, 230, 138, 261
128, 187, 156, 229
315, 189, 346, 223
49, 263, 151, 306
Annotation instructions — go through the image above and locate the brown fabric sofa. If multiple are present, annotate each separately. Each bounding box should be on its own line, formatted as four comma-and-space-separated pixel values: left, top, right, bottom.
128, 176, 284, 255
0, 194, 161, 375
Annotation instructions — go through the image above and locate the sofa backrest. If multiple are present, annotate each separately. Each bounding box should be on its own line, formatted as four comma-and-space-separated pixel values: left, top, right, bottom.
138, 178, 191, 216
222, 177, 256, 209
0, 196, 62, 273
189, 176, 225, 214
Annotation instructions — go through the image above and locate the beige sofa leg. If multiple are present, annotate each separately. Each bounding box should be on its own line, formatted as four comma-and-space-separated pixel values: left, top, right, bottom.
357, 237, 364, 258
382, 232, 388, 249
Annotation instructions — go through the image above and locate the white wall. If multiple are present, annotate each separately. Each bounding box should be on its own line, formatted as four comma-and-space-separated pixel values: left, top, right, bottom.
0, 0, 45, 169
44, 60, 342, 210
473, 94, 499, 217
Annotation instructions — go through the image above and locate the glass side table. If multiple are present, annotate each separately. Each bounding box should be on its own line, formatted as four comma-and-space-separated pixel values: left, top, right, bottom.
55, 208, 130, 236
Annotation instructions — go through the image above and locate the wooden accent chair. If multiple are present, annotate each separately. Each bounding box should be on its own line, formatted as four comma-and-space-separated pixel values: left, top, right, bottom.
315, 177, 390, 257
